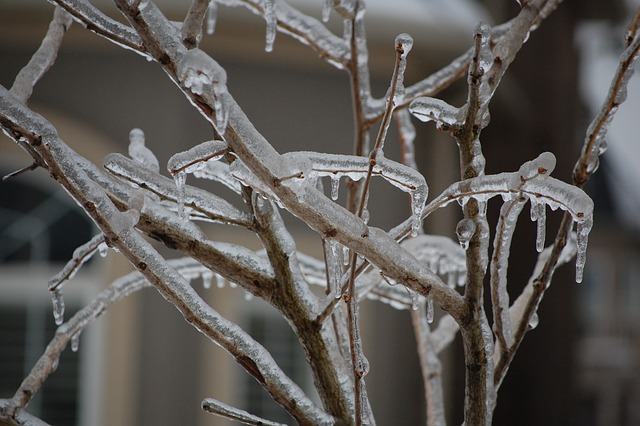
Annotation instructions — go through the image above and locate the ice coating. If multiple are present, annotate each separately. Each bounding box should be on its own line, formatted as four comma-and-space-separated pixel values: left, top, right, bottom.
177, 49, 228, 133
192, 161, 242, 194
476, 22, 493, 74
167, 140, 228, 175
128, 128, 159, 172
284, 152, 428, 229
409, 97, 461, 129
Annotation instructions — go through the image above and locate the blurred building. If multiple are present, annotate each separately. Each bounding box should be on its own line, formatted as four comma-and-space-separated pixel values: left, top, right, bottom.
0, 1, 638, 425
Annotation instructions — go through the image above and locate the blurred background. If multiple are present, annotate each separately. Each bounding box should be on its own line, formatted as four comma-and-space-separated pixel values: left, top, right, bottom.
1, 0, 639, 425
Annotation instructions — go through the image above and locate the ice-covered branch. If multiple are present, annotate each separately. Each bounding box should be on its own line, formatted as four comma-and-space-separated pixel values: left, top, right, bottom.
202, 398, 286, 426
104, 153, 251, 227
412, 302, 446, 426
216, 0, 349, 67
1, 260, 152, 421
252, 195, 354, 421
574, 8, 640, 186
9, 7, 73, 104
0, 85, 331, 424
51, 0, 145, 54
48, 233, 105, 293
182, 0, 211, 48
112, 2, 463, 321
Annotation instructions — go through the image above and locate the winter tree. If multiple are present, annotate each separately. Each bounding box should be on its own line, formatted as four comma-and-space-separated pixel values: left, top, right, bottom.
1, 0, 639, 425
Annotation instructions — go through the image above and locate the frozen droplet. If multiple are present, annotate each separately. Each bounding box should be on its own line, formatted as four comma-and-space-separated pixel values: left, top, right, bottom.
98, 242, 108, 257
51, 289, 65, 326
322, 0, 331, 22
206, 1, 218, 35
426, 298, 434, 324
244, 291, 253, 301
356, 354, 370, 378
70, 332, 80, 352
173, 171, 187, 219
528, 313, 539, 330
263, 0, 276, 52
202, 271, 214, 289
456, 218, 476, 250
395, 33, 413, 58
530, 201, 546, 252
381, 273, 397, 286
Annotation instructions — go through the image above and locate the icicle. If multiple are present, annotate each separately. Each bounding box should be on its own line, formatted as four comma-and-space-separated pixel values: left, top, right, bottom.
51, 289, 65, 325
322, 0, 331, 22
215, 274, 225, 288
330, 175, 340, 200
206, 1, 218, 35
213, 83, 229, 134
174, 171, 187, 219
575, 216, 592, 283
530, 201, 546, 252
410, 290, 419, 310
447, 272, 457, 289
202, 270, 214, 289
325, 239, 343, 299
70, 332, 80, 352
342, 245, 350, 266
410, 185, 427, 237
456, 218, 476, 250
263, 0, 276, 52
426, 298, 434, 324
